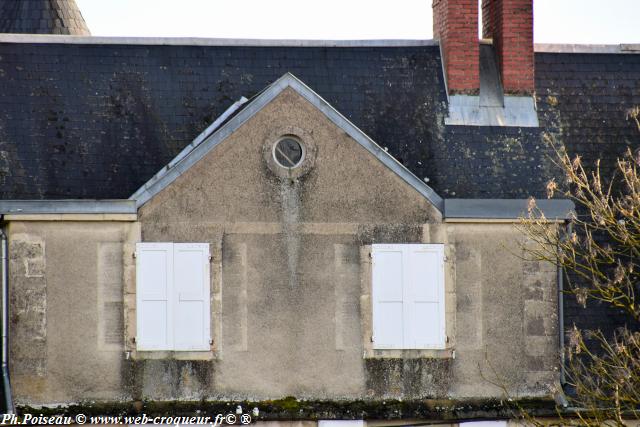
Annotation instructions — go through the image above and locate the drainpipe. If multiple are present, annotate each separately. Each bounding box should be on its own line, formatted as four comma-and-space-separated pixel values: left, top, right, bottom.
556, 221, 572, 407
0, 227, 14, 414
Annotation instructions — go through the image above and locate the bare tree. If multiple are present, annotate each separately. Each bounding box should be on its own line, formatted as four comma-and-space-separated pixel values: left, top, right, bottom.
516, 109, 640, 426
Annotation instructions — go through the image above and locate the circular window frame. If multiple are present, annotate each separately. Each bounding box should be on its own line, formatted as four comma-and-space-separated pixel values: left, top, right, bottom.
272, 136, 306, 169
263, 126, 317, 180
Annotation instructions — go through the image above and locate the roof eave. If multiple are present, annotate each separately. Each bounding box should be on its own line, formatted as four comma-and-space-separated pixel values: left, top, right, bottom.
444, 198, 575, 221
0, 200, 136, 215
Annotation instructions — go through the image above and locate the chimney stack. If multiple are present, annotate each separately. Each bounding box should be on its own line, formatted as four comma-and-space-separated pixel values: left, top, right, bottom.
481, 0, 534, 94
433, 0, 534, 96
433, 0, 480, 95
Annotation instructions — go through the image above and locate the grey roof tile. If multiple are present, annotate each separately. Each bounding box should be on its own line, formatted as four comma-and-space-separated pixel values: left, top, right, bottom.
0, 0, 90, 35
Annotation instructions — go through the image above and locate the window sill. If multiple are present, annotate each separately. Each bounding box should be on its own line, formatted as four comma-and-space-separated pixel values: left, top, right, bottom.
364, 348, 454, 359
130, 350, 216, 361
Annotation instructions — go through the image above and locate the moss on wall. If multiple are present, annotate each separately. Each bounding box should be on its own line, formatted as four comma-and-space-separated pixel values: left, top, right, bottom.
16, 397, 559, 420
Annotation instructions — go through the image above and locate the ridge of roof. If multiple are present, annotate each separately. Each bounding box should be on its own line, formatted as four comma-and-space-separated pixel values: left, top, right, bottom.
0, 34, 438, 47
2, 34, 639, 55
534, 43, 640, 54
129, 72, 445, 212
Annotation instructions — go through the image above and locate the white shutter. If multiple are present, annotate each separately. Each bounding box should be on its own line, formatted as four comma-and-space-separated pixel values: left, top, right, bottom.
371, 244, 445, 349
372, 245, 405, 349
136, 242, 174, 350
406, 244, 445, 349
173, 243, 211, 351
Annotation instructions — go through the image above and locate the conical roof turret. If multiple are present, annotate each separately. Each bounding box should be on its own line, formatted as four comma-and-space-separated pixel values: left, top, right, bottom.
0, 0, 90, 35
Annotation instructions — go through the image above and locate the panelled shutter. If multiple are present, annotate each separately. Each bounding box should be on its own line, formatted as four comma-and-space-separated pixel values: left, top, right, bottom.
136, 242, 210, 351
173, 243, 211, 351
407, 245, 445, 348
372, 245, 405, 348
136, 243, 174, 351
371, 244, 445, 349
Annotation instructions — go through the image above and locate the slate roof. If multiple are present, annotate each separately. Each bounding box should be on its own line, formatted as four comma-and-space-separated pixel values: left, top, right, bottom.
0, 40, 561, 200
537, 52, 640, 178
1, 41, 638, 203
0, 0, 90, 35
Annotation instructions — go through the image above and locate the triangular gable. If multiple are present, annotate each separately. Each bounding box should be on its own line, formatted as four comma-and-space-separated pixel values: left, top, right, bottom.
130, 72, 444, 212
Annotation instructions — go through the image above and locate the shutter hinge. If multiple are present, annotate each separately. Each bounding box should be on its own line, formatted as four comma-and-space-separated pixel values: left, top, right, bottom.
443, 255, 449, 262
445, 335, 449, 343
370, 335, 374, 343
132, 251, 137, 259
368, 252, 372, 259
209, 339, 214, 345
132, 337, 136, 344
209, 255, 213, 262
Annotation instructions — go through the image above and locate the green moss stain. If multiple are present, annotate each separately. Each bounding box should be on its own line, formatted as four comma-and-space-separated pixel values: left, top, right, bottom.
364, 358, 451, 399
16, 398, 558, 420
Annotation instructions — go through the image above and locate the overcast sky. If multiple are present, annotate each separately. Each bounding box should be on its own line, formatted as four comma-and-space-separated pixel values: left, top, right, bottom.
75, 0, 640, 44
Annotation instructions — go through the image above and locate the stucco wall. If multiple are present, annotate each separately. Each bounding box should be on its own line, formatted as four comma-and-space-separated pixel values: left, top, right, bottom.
7, 220, 139, 404
7, 88, 558, 406
447, 223, 558, 397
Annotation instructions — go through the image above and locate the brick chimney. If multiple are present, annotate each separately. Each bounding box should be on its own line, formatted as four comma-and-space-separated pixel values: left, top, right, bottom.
433, 0, 480, 95
481, 0, 534, 94
433, 0, 534, 95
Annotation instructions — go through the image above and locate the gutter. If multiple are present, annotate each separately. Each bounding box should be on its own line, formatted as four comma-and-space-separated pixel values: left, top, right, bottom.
0, 226, 14, 414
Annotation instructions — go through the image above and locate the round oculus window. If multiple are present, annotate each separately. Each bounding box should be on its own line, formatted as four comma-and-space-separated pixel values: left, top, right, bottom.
273, 137, 304, 168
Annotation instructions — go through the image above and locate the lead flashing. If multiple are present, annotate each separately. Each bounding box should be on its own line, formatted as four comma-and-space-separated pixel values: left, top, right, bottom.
0, 200, 136, 215
535, 43, 640, 54
0, 34, 438, 47
130, 72, 444, 213
445, 199, 574, 221
445, 95, 539, 127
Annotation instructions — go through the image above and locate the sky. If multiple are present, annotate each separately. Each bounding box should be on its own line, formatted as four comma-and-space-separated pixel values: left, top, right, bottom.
74, 0, 640, 44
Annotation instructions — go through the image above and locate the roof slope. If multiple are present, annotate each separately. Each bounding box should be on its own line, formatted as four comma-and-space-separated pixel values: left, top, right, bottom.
0, 42, 638, 203
536, 52, 640, 180
0, 0, 90, 35
0, 41, 560, 200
